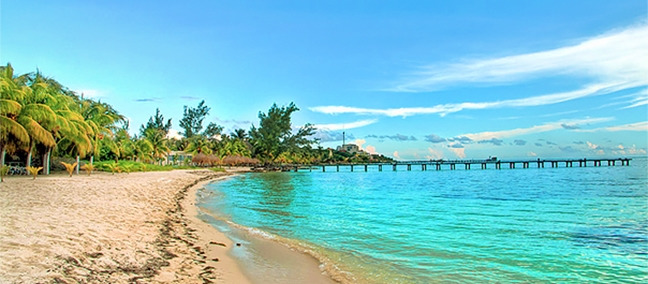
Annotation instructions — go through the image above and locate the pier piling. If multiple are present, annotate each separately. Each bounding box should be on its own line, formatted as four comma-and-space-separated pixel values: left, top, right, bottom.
285, 157, 630, 174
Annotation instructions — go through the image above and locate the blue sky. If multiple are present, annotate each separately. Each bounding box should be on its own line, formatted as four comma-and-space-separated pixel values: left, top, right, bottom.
2, 0, 647, 160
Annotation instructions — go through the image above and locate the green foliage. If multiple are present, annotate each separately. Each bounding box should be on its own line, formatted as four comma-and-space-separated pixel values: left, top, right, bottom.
179, 100, 211, 138
249, 102, 316, 164
103, 163, 120, 175
121, 164, 132, 174
80, 163, 94, 175
140, 108, 171, 137
0, 165, 9, 182
94, 160, 198, 173
209, 167, 226, 172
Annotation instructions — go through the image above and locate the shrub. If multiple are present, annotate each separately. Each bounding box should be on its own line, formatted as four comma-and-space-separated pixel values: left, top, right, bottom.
81, 163, 95, 175
60, 162, 78, 177
0, 165, 9, 182
26, 166, 43, 180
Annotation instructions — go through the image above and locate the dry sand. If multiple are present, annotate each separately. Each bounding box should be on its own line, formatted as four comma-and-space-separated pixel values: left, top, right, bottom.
0, 169, 250, 283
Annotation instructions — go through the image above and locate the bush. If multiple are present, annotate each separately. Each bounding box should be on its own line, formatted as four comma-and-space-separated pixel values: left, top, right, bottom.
93, 160, 202, 173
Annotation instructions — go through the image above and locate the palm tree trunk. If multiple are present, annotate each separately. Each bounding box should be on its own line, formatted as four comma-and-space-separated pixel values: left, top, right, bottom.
41, 150, 47, 175
1, 145, 6, 166
45, 149, 51, 175
26, 142, 33, 167
90, 155, 94, 165
76, 155, 80, 174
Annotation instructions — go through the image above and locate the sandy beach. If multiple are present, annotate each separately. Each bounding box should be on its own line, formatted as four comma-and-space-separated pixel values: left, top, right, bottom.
0, 169, 250, 283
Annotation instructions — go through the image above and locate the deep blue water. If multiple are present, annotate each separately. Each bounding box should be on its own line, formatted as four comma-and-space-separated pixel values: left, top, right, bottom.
200, 158, 648, 283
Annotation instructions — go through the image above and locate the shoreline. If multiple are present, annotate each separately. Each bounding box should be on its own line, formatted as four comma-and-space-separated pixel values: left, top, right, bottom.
0, 168, 342, 283
0, 169, 249, 283
171, 171, 251, 283
193, 169, 341, 284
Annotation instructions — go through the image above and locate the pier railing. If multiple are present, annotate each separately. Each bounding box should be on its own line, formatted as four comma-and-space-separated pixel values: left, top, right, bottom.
282, 158, 632, 172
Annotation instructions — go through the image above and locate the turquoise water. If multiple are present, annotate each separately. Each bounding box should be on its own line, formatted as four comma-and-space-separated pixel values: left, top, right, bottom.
201, 158, 648, 283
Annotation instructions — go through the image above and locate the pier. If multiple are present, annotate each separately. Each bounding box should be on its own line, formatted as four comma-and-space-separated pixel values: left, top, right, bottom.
286, 158, 632, 172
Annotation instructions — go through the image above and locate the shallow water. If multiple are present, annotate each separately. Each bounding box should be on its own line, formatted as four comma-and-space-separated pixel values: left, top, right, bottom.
200, 157, 648, 283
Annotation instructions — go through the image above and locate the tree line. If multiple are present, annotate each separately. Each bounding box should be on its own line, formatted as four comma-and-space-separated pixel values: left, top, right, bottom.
0, 63, 393, 174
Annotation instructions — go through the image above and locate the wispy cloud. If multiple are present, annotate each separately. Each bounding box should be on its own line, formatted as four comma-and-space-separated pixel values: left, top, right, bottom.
314, 119, 378, 131
390, 23, 648, 92
425, 134, 446, 143
459, 117, 613, 141
310, 82, 629, 117
134, 98, 159, 102
587, 121, 648, 132
620, 88, 648, 109
312, 130, 355, 142
180, 95, 202, 101
513, 139, 527, 146
214, 117, 252, 126
366, 134, 417, 141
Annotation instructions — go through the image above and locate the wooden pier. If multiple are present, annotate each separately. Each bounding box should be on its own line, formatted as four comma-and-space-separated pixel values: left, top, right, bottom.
286, 158, 632, 172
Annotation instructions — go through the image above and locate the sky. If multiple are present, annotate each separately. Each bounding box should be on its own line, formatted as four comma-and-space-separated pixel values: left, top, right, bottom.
2, 0, 647, 160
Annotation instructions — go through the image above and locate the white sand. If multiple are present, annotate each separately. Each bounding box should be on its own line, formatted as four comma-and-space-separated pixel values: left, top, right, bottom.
0, 169, 249, 283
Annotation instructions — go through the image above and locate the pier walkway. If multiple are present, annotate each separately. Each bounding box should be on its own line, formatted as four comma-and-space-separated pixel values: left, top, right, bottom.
285, 158, 632, 172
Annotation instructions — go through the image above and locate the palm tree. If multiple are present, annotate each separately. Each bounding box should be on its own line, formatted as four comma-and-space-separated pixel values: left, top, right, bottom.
7, 71, 59, 168
114, 127, 134, 161
134, 138, 154, 163
79, 99, 124, 164
0, 64, 30, 166
231, 128, 248, 140
143, 128, 170, 164
185, 135, 213, 155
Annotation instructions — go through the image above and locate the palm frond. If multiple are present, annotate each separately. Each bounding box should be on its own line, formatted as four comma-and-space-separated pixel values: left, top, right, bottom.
0, 116, 30, 145
17, 116, 56, 147
0, 99, 22, 116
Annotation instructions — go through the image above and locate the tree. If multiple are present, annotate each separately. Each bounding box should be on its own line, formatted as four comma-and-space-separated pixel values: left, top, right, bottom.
0, 64, 30, 166
179, 100, 210, 138
231, 128, 247, 140
143, 127, 170, 164
80, 99, 125, 164
203, 122, 223, 139
249, 102, 316, 164
140, 108, 171, 136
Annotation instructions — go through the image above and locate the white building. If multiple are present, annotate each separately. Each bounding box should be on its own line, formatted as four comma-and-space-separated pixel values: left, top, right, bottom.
337, 144, 364, 154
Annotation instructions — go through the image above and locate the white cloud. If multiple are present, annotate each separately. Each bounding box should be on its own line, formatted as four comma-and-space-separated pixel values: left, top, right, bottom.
527, 151, 538, 157
586, 141, 600, 150
391, 23, 648, 92
577, 121, 648, 132
426, 148, 443, 160
621, 88, 648, 109
353, 139, 366, 149
365, 145, 377, 154
605, 121, 648, 131
459, 117, 613, 141
75, 89, 103, 99
393, 151, 401, 159
611, 144, 647, 155
314, 119, 378, 131
310, 82, 628, 117
166, 129, 184, 140
448, 147, 466, 159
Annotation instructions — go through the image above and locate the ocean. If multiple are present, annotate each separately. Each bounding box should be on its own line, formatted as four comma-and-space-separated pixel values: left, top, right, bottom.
197, 157, 648, 283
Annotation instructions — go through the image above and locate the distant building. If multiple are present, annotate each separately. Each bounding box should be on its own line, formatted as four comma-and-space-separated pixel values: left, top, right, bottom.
337, 131, 364, 154
337, 144, 364, 154
166, 151, 192, 165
